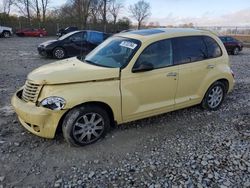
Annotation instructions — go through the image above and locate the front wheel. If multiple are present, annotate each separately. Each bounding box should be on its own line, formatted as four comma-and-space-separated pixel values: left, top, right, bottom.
3, 31, 10, 38
201, 82, 226, 111
53, 47, 65, 59
62, 105, 110, 146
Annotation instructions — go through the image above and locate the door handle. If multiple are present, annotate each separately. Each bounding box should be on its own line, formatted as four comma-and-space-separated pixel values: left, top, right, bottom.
167, 72, 177, 77
207, 64, 215, 69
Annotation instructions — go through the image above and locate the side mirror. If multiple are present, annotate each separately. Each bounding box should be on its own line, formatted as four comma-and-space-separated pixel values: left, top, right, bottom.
132, 62, 154, 73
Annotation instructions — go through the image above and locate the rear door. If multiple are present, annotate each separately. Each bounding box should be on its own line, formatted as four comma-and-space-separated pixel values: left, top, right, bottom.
173, 36, 222, 109
173, 36, 221, 109
121, 39, 178, 122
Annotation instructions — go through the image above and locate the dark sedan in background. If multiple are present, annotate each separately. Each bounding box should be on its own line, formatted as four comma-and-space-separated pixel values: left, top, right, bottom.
38, 30, 110, 59
219, 36, 243, 55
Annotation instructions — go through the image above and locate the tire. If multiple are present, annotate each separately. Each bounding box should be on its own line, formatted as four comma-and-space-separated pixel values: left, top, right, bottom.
39, 33, 44, 37
232, 47, 239, 55
53, 47, 66, 59
62, 105, 110, 146
3, 31, 10, 38
201, 81, 226, 111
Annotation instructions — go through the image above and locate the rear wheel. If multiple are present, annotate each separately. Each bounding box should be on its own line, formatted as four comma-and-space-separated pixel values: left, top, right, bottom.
62, 105, 110, 146
53, 47, 65, 59
232, 47, 239, 55
201, 81, 226, 111
3, 31, 10, 38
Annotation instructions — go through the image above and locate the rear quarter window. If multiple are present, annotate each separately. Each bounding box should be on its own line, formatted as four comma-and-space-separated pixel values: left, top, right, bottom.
203, 36, 222, 58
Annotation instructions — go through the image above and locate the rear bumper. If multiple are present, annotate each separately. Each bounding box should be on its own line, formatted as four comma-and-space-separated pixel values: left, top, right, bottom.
11, 89, 66, 138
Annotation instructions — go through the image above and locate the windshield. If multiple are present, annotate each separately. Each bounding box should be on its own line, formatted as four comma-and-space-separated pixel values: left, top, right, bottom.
83, 36, 141, 68
58, 31, 79, 40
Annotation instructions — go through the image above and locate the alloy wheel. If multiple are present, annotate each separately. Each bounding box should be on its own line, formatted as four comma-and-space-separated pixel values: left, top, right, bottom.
72, 113, 105, 145
54, 49, 65, 59
207, 86, 223, 108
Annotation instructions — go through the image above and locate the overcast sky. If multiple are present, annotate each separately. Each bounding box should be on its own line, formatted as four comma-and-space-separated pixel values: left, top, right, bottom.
28, 0, 250, 26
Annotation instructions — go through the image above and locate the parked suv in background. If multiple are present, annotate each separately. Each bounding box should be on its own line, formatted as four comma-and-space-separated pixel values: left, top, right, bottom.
38, 30, 110, 59
0, 26, 13, 38
219, 36, 243, 55
12, 28, 234, 146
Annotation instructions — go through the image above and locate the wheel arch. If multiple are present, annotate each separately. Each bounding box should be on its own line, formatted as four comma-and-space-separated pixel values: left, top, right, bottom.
56, 101, 116, 135
202, 78, 229, 100
3, 30, 10, 33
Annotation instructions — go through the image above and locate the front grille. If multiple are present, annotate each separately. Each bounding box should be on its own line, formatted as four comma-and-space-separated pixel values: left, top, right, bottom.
22, 81, 42, 103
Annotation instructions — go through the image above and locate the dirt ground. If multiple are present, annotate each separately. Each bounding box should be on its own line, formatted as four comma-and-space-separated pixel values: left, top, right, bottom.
0, 37, 249, 188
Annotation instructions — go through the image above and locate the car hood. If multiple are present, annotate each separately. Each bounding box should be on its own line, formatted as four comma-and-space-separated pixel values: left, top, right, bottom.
39, 40, 58, 47
27, 57, 120, 84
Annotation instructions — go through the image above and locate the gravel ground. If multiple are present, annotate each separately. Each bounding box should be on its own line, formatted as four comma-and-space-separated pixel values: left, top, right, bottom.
0, 37, 249, 188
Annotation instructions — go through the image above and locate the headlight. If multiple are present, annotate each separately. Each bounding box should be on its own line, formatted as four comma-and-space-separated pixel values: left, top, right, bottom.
40, 96, 66, 110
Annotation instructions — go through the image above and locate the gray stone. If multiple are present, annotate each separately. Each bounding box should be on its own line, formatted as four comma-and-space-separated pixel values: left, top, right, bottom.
77, 180, 82, 185
54, 179, 62, 187
201, 160, 208, 166
149, 172, 153, 178
93, 160, 99, 164
155, 183, 161, 188
243, 181, 250, 187
208, 174, 213, 179
88, 171, 95, 179
197, 183, 203, 188
206, 155, 214, 160
0, 141, 6, 144
0, 177, 5, 182
14, 142, 20, 147
101, 170, 108, 175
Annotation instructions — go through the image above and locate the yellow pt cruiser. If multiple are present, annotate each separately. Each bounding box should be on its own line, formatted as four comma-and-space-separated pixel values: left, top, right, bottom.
12, 28, 235, 146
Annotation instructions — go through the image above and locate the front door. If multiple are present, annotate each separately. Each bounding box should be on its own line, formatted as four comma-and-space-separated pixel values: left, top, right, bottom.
121, 39, 178, 122
64, 31, 87, 56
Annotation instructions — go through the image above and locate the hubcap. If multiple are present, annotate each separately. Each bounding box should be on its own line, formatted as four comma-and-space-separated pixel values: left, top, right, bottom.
208, 86, 223, 108
73, 113, 104, 144
55, 49, 64, 59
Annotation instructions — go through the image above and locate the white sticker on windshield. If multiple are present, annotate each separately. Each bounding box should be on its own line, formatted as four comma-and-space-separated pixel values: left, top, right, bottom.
119, 41, 137, 49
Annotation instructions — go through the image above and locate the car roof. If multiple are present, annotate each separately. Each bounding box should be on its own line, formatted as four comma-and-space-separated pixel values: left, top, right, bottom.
115, 28, 215, 42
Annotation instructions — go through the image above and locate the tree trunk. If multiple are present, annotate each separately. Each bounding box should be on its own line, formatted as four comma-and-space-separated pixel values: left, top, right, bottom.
35, 0, 41, 22
26, 0, 31, 26
41, 0, 47, 23
138, 21, 141, 29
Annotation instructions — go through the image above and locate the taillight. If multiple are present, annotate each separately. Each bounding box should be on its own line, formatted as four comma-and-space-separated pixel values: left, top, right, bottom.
230, 69, 235, 78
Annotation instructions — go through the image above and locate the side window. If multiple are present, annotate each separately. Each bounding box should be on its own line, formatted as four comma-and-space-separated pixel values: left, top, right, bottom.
87, 32, 104, 45
173, 36, 207, 65
134, 39, 173, 69
203, 36, 222, 58
70, 32, 86, 42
